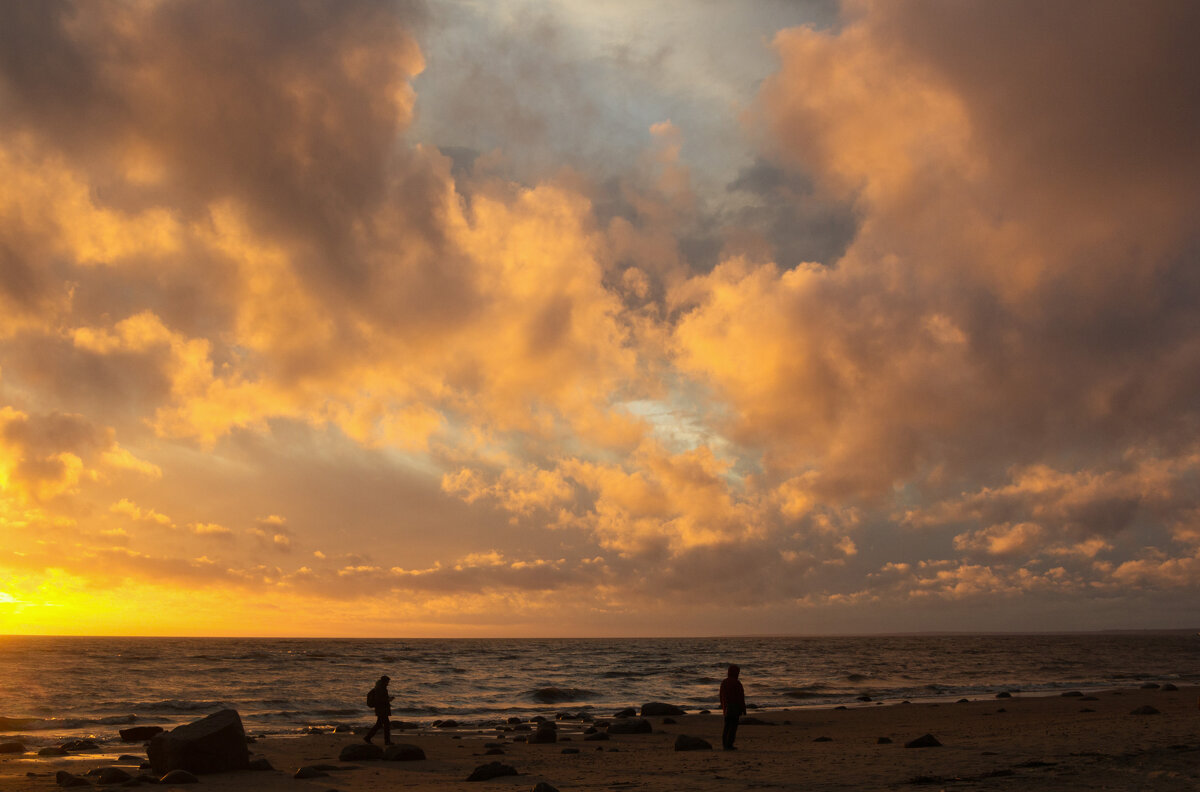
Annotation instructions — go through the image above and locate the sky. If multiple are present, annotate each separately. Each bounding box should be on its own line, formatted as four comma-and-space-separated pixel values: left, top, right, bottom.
1, 0, 1199, 637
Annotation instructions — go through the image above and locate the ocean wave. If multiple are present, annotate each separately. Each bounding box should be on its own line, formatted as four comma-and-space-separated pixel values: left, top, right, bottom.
527, 687, 598, 704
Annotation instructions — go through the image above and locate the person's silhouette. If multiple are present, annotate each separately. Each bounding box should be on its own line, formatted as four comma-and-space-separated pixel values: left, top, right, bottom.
719, 664, 746, 750
364, 675, 393, 745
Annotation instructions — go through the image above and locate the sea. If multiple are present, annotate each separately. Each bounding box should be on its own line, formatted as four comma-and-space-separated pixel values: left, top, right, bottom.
0, 632, 1196, 747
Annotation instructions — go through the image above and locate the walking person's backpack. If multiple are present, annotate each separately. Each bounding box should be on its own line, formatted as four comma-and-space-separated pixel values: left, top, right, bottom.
366, 687, 379, 709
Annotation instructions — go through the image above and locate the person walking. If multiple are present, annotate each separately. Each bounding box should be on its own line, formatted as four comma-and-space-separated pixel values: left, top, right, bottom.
719, 664, 746, 750
364, 675, 394, 745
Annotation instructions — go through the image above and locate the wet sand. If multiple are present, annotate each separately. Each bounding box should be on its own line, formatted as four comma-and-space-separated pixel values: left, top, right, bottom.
4, 686, 1198, 791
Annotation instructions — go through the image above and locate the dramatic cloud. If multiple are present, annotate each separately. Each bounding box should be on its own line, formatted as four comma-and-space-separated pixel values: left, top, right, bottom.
1, 0, 1197, 636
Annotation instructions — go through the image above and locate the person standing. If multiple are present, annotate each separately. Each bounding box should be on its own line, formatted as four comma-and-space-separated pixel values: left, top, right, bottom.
719, 663, 746, 750
364, 675, 394, 745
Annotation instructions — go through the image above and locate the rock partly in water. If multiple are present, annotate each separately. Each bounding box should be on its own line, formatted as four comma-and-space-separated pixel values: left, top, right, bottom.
1060, 691, 1083, 697
338, 743, 384, 761
606, 718, 652, 735
995, 692, 1012, 699
382, 743, 426, 761
147, 709, 250, 775
640, 702, 685, 717
905, 734, 942, 748
61, 739, 99, 751
39, 746, 69, 756
466, 761, 518, 782
158, 769, 199, 784
119, 726, 164, 743
1131, 705, 1161, 715
673, 734, 712, 752
613, 708, 637, 719
1163, 683, 1179, 692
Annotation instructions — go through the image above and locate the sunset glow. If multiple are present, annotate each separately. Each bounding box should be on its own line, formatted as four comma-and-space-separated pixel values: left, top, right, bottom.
1, 0, 1198, 636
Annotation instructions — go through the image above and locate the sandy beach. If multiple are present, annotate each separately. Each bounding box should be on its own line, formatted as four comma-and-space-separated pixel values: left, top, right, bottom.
3, 686, 1197, 791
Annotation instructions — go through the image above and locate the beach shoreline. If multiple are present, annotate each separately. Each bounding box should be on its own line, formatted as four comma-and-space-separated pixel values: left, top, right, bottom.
3, 685, 1197, 791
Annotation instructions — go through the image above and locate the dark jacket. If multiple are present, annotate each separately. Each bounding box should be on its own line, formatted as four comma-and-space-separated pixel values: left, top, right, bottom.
371, 683, 391, 717
719, 677, 745, 716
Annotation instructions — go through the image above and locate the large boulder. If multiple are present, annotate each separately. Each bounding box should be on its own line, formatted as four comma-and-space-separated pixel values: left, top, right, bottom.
606, 718, 652, 735
0, 742, 25, 754
529, 723, 558, 744
120, 726, 164, 743
147, 709, 250, 775
640, 703, 685, 717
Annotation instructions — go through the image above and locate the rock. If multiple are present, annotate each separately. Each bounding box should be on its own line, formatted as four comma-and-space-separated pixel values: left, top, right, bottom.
382, 743, 425, 761
294, 766, 330, 779
1130, 705, 1161, 715
857, 696, 873, 702
119, 727, 164, 743
507, 717, 523, 725
529, 723, 557, 744
561, 748, 579, 754
813, 736, 833, 742
158, 769, 199, 784
147, 709, 250, 775
583, 732, 609, 741
1060, 691, 1083, 697
905, 734, 942, 748
248, 757, 273, 771
606, 718, 652, 735
62, 739, 99, 751
338, 743, 383, 761
640, 703, 685, 717
876, 737, 892, 744
673, 734, 712, 751
390, 720, 419, 731
956, 698, 969, 704
55, 772, 92, 787
96, 768, 133, 784
434, 719, 459, 729
995, 691, 1012, 698
1141, 683, 1160, 689
40, 746, 69, 756
1163, 683, 1179, 691
0, 741, 25, 753
485, 748, 505, 755
532, 783, 560, 792
613, 708, 637, 719
117, 755, 143, 763
466, 761, 518, 782
738, 716, 774, 725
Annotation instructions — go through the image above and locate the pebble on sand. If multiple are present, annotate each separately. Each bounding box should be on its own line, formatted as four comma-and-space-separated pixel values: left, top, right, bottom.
466, 761, 518, 782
